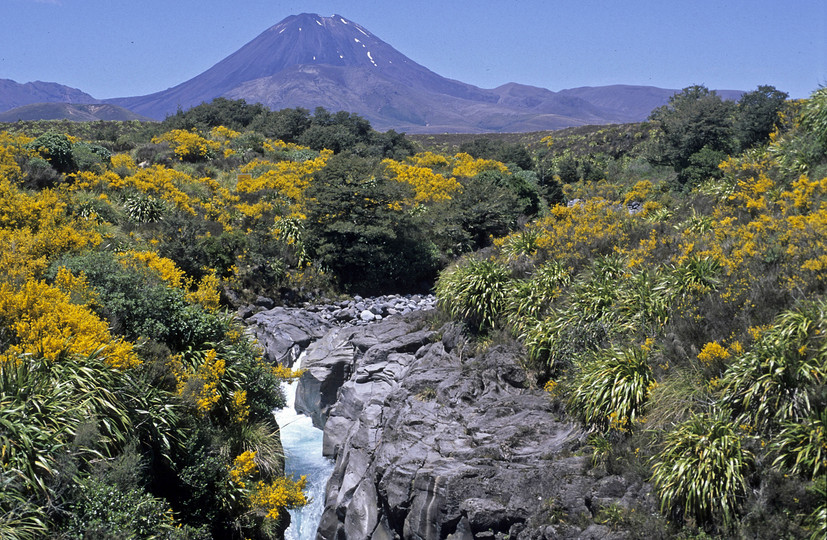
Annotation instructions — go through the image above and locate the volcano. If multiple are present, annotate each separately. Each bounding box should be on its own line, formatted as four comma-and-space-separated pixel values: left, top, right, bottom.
104, 13, 695, 133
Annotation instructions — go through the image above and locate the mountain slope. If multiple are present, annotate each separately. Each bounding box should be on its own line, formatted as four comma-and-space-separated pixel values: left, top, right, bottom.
0, 79, 98, 112
104, 13, 678, 132
0, 102, 151, 122
106, 13, 495, 123
3, 14, 743, 132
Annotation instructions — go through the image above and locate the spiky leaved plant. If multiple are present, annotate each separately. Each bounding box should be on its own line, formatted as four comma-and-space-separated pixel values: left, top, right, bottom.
435, 257, 513, 332
504, 260, 570, 335
568, 346, 654, 431
771, 408, 826, 481
721, 299, 825, 429
123, 194, 165, 223
650, 408, 753, 530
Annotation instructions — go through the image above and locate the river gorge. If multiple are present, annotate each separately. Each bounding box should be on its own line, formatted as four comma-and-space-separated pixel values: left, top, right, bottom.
245, 296, 657, 540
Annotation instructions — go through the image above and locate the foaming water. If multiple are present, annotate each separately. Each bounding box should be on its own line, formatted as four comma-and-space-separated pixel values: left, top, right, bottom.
274, 359, 334, 540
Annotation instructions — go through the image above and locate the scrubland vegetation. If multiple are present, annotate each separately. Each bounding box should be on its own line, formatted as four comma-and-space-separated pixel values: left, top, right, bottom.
437, 86, 826, 538
0, 84, 824, 538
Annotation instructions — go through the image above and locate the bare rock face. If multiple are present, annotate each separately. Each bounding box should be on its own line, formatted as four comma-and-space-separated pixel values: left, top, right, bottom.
245, 307, 332, 366
296, 314, 656, 540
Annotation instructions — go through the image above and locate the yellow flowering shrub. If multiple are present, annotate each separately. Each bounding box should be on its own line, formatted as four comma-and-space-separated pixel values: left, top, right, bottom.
271, 363, 304, 381
528, 199, 629, 267
451, 152, 508, 177
230, 389, 250, 424
228, 447, 308, 521
52, 265, 98, 305
152, 129, 221, 161
210, 126, 241, 141
407, 151, 450, 169
250, 477, 308, 519
0, 279, 139, 368
623, 180, 654, 205
0, 179, 101, 282
118, 250, 186, 288
237, 150, 332, 217
229, 450, 258, 487
109, 153, 137, 175
124, 166, 199, 215
185, 270, 222, 311
177, 349, 226, 415
382, 158, 461, 203
262, 138, 310, 153
697, 341, 730, 366
0, 131, 34, 180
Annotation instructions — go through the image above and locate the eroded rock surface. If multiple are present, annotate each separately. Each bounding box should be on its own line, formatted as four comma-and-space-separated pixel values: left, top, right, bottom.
245, 307, 332, 366
295, 314, 656, 540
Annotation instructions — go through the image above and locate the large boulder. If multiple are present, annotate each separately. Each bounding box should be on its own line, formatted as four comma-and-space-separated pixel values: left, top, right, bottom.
245, 307, 332, 366
294, 315, 435, 431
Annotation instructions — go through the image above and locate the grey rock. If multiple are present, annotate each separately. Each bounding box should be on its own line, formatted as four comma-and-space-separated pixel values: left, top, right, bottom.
249, 295, 657, 539
254, 295, 276, 309
294, 328, 358, 430
245, 307, 331, 366
311, 317, 654, 540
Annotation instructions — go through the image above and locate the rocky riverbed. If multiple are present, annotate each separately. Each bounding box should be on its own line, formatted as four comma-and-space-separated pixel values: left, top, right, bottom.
244, 300, 658, 540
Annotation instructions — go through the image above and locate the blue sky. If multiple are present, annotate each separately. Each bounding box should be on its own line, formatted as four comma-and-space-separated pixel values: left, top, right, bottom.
2, 0, 825, 99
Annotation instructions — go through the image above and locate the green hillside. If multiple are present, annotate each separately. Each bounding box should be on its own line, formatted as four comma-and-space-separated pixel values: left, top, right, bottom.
0, 84, 824, 538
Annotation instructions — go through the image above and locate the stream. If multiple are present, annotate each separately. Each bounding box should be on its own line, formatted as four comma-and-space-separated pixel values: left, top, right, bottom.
274, 356, 334, 540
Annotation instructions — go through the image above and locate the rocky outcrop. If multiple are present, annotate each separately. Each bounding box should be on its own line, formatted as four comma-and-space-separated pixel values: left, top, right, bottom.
245, 307, 332, 366
295, 314, 657, 540
241, 294, 437, 327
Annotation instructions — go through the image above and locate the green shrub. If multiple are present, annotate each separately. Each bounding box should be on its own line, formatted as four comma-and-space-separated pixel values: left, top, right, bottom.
71, 141, 111, 172
721, 299, 826, 429
26, 130, 76, 173
651, 409, 753, 530
64, 477, 180, 539
52, 252, 225, 351
435, 257, 513, 332
21, 156, 62, 189
568, 346, 654, 431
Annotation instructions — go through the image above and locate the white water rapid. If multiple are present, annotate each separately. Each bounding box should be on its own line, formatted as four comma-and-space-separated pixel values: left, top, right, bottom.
274, 358, 334, 540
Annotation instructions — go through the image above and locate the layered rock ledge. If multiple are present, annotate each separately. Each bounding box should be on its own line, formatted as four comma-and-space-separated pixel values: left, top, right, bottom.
292, 312, 657, 540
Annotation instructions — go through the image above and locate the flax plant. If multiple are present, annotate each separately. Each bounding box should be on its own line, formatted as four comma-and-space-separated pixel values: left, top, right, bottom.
435, 257, 513, 332
568, 346, 654, 431
651, 408, 753, 530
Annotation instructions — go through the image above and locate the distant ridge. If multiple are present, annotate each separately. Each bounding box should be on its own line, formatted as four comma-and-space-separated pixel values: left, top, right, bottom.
0, 102, 151, 122
0, 78, 98, 112
1, 14, 745, 132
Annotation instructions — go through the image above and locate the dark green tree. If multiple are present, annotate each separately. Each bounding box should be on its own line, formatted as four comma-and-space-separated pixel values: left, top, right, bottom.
446, 171, 523, 248
557, 154, 580, 183
161, 98, 269, 131
303, 154, 438, 293
648, 85, 736, 187
26, 131, 76, 173
734, 85, 789, 151
459, 138, 534, 171
249, 107, 312, 142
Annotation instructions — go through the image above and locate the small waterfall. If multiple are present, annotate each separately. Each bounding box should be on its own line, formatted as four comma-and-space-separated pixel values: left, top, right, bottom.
274, 359, 334, 540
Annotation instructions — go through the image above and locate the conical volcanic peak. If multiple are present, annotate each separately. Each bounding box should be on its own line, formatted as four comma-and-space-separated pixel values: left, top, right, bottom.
100, 13, 711, 132
256, 13, 407, 72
